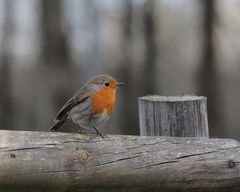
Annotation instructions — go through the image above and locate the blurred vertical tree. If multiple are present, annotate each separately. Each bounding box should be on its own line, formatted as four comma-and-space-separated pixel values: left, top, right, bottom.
41, 0, 71, 67
118, 0, 158, 135
81, 0, 100, 77
40, 0, 73, 112
0, 0, 14, 130
118, 0, 138, 134
198, 0, 224, 137
142, 0, 157, 95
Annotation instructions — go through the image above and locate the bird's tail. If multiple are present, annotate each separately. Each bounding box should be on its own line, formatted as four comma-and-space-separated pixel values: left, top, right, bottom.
49, 115, 68, 131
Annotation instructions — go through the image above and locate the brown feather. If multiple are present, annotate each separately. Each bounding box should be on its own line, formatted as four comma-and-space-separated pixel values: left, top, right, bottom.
50, 114, 68, 131
55, 96, 89, 121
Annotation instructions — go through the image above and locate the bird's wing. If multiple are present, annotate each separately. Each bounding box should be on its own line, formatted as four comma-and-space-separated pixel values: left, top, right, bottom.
54, 89, 91, 121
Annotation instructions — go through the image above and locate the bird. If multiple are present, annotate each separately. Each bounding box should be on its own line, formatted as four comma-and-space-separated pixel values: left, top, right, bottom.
49, 74, 124, 138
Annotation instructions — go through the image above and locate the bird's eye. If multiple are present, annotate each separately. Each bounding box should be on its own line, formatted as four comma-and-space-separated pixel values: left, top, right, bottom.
105, 82, 110, 87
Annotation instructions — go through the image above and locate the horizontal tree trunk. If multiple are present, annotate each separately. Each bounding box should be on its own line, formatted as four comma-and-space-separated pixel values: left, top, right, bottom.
0, 130, 239, 192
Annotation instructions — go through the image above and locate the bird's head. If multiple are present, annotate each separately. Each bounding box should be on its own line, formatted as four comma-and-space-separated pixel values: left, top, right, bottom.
88, 74, 124, 91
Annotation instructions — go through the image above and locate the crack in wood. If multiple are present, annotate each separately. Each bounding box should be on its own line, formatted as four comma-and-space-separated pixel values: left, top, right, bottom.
135, 160, 179, 169
126, 146, 139, 150
44, 143, 58, 146
175, 146, 240, 160
175, 151, 217, 159
5, 147, 47, 152
18, 169, 80, 176
2, 146, 62, 153
62, 140, 88, 144
88, 155, 140, 168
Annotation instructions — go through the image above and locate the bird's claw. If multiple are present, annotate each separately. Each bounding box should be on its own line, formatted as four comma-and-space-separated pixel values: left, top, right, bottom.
93, 126, 105, 139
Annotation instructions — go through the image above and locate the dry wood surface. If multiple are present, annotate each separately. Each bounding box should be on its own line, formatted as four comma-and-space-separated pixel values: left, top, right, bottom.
0, 130, 239, 191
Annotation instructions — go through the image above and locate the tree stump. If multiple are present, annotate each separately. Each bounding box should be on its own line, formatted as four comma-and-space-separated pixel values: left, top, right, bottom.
138, 95, 209, 138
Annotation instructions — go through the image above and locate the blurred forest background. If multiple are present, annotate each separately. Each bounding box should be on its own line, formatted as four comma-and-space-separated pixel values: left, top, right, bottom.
0, 0, 240, 139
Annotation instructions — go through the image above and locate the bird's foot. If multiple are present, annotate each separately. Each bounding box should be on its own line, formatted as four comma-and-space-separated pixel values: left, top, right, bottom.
76, 124, 86, 134
93, 126, 105, 139
77, 130, 86, 134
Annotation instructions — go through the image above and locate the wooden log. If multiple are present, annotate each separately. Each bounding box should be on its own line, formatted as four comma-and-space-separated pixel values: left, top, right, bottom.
139, 95, 209, 137
0, 130, 239, 192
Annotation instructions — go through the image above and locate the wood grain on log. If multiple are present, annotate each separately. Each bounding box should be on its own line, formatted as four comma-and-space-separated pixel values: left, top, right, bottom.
0, 130, 239, 192
139, 95, 209, 137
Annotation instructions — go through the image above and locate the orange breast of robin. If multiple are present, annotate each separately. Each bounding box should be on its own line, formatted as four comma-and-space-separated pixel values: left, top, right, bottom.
91, 87, 116, 115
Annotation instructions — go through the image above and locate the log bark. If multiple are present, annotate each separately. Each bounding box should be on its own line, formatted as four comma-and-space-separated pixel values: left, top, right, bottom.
139, 95, 209, 137
0, 130, 239, 192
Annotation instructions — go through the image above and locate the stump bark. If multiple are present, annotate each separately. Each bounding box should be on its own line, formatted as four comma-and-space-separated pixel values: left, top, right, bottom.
139, 95, 209, 137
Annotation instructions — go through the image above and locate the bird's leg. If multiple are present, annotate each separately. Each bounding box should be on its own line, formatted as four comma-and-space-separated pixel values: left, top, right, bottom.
93, 126, 105, 139
76, 124, 85, 134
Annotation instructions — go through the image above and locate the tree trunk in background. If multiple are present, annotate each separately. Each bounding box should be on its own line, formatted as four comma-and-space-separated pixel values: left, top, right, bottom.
198, 0, 223, 137
142, 0, 157, 95
118, 0, 158, 135
40, 0, 72, 112
118, 0, 138, 135
41, 0, 70, 67
80, 0, 101, 78
0, 0, 14, 130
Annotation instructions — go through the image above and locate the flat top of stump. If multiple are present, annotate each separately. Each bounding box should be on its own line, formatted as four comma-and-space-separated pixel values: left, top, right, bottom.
139, 95, 206, 102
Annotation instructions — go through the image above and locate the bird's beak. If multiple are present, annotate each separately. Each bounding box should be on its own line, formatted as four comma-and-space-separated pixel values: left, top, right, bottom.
116, 82, 125, 87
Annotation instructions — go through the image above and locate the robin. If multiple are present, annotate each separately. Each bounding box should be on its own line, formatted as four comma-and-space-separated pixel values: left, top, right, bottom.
49, 74, 124, 138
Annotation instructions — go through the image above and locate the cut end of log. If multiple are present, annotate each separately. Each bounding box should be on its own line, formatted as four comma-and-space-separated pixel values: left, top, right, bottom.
139, 95, 207, 102
139, 95, 209, 138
